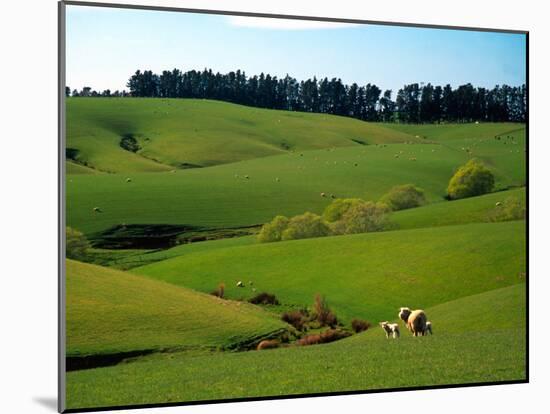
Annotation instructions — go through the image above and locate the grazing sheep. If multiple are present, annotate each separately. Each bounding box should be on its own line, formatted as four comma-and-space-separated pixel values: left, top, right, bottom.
126, 178, 132, 183
256, 339, 280, 350
379, 321, 400, 339
398, 307, 428, 336
495, 201, 502, 207
236, 281, 244, 287
424, 321, 433, 335
244, 175, 250, 179
321, 192, 326, 197
93, 207, 102, 213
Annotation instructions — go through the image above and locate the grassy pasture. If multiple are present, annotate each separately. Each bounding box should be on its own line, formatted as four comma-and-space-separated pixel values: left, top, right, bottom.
66, 259, 286, 357
67, 139, 525, 236
81, 188, 524, 270
391, 187, 525, 230
67, 98, 418, 172
66, 284, 526, 409
134, 221, 526, 323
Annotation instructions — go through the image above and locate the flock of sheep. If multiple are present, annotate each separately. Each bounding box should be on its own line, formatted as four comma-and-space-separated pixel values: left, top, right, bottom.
379, 307, 433, 339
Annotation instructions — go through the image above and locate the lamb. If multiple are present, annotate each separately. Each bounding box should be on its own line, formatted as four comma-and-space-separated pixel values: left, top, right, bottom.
236, 281, 244, 287
424, 321, 433, 335
379, 321, 400, 339
398, 307, 428, 336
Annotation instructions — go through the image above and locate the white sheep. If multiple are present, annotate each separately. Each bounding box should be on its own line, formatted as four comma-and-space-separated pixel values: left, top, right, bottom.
236, 281, 244, 287
379, 321, 400, 339
398, 307, 428, 336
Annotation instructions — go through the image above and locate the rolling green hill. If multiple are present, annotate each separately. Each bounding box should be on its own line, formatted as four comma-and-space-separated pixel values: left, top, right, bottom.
390, 187, 525, 230
67, 98, 419, 173
67, 140, 525, 237
66, 259, 286, 357
134, 221, 526, 323
66, 284, 526, 409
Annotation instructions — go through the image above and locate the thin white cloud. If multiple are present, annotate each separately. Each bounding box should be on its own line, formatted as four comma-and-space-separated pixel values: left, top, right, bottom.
226, 16, 358, 30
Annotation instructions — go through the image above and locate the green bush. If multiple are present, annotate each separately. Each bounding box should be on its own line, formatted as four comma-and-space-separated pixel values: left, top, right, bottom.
487, 197, 526, 222
447, 159, 495, 200
380, 184, 426, 211
281, 212, 330, 241
323, 198, 363, 222
66, 227, 90, 259
332, 201, 389, 235
257, 215, 290, 243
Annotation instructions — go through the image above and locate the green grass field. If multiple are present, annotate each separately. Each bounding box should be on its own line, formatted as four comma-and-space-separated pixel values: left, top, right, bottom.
67, 121, 525, 237
66, 259, 286, 356
67, 98, 419, 173
66, 284, 526, 409
64, 97, 527, 410
134, 221, 526, 323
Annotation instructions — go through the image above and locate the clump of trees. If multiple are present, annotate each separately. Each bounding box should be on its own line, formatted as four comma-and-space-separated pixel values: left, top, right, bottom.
258, 198, 391, 243
330, 201, 389, 235
281, 212, 331, 241
379, 184, 426, 211
68, 68, 527, 123
447, 159, 495, 200
257, 215, 290, 243
66, 227, 90, 259
487, 197, 526, 222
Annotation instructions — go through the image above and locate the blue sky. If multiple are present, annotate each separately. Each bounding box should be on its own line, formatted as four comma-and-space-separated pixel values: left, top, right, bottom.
66, 5, 526, 95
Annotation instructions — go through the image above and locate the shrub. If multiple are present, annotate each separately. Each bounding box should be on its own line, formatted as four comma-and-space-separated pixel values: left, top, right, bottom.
487, 197, 526, 222
351, 319, 372, 333
281, 212, 330, 241
313, 294, 338, 327
257, 215, 290, 243
379, 184, 426, 211
447, 159, 495, 200
66, 227, 90, 259
249, 292, 280, 305
332, 201, 389, 235
282, 310, 309, 331
297, 329, 351, 346
323, 198, 364, 222
210, 283, 225, 298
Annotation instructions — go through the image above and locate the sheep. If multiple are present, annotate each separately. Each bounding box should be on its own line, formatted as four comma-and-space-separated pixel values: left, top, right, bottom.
236, 281, 244, 287
320, 192, 326, 197
93, 207, 102, 213
398, 307, 428, 336
424, 321, 433, 335
495, 201, 502, 207
379, 321, 400, 339
244, 175, 250, 179
126, 178, 132, 183
256, 339, 280, 350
